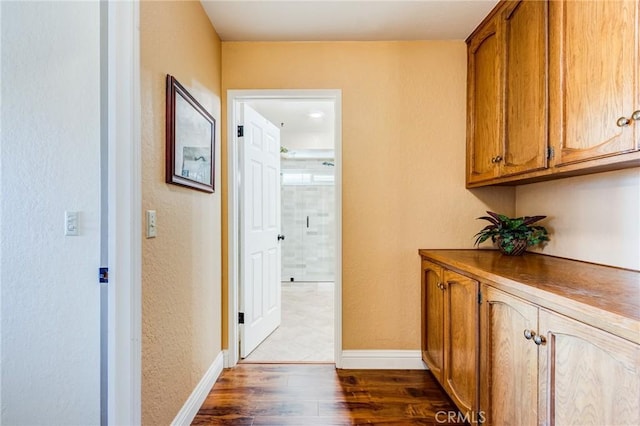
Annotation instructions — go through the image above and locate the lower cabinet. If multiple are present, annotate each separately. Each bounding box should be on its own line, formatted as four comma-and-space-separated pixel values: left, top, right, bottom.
481, 285, 640, 425
538, 309, 640, 425
421, 260, 480, 420
480, 285, 539, 425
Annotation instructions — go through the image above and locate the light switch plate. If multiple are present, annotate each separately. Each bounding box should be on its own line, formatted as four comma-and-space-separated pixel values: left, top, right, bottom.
146, 210, 157, 238
65, 211, 79, 236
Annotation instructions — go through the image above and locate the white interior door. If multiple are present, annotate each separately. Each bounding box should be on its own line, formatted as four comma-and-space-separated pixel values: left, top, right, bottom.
240, 104, 282, 358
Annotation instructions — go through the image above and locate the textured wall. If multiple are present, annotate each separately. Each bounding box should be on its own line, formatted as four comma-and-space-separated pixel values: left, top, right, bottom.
221, 41, 515, 350
516, 168, 640, 270
1, 2, 101, 424
140, 1, 222, 424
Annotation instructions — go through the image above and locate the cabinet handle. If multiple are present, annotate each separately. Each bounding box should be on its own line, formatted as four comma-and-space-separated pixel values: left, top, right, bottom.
632, 110, 640, 121
617, 116, 631, 127
523, 329, 535, 340
533, 335, 546, 346
437, 282, 446, 291
494, 155, 503, 163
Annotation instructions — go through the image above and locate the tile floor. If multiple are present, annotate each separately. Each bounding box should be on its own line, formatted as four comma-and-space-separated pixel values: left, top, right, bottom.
242, 282, 334, 363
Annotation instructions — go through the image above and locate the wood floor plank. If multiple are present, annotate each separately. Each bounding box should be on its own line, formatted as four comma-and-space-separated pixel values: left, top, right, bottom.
192, 364, 464, 425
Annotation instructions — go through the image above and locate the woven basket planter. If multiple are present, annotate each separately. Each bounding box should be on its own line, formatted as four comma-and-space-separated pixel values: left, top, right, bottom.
496, 237, 528, 256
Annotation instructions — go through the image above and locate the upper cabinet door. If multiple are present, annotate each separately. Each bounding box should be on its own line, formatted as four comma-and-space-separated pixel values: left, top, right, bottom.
501, 0, 548, 177
467, 17, 502, 184
550, 0, 640, 166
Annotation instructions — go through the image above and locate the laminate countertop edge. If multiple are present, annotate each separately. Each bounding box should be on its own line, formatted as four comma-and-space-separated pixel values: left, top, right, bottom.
419, 249, 640, 345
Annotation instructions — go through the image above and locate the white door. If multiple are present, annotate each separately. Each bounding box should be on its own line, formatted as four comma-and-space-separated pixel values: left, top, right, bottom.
239, 104, 282, 358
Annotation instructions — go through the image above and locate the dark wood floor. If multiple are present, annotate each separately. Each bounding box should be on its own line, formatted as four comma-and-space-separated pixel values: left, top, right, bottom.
192, 364, 465, 425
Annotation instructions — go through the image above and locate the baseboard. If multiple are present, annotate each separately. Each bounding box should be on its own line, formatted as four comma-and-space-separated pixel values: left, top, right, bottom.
223, 349, 230, 368
171, 351, 224, 426
340, 350, 427, 370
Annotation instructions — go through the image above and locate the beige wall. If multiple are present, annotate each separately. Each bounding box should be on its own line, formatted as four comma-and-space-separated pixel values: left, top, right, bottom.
141, 1, 222, 424
516, 168, 640, 270
221, 41, 515, 350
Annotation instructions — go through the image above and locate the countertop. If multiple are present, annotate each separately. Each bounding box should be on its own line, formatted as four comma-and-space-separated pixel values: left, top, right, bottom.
419, 249, 640, 344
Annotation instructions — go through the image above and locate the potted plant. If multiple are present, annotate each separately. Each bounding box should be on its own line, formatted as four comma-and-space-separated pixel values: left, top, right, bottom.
474, 211, 549, 255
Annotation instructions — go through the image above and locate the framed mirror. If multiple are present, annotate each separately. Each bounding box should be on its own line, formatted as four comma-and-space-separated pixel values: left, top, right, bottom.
166, 74, 215, 193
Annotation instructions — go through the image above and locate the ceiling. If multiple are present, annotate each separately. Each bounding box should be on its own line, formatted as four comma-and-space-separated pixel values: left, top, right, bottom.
210, 1, 499, 156
247, 99, 336, 154
201, 0, 499, 42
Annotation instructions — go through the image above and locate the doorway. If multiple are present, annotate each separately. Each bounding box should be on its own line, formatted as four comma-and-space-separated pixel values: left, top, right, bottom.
227, 90, 342, 368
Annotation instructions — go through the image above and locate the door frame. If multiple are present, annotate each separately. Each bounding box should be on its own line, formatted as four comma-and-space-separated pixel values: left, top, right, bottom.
105, 1, 142, 424
226, 89, 343, 368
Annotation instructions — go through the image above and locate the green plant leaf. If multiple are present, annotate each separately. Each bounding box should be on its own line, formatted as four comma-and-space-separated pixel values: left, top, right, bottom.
473, 211, 550, 251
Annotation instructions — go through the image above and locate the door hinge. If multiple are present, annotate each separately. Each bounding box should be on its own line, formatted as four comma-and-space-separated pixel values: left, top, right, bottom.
238, 312, 244, 324
547, 146, 555, 159
237, 125, 244, 137
99, 267, 109, 284
478, 291, 483, 304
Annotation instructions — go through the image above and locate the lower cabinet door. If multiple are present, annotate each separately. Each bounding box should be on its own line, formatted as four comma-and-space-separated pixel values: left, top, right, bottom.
443, 270, 479, 416
538, 309, 640, 426
480, 286, 539, 426
421, 260, 445, 381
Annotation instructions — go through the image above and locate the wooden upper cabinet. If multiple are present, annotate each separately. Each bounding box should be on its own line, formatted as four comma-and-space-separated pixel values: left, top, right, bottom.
466, 0, 549, 186
467, 0, 640, 186
421, 260, 444, 381
501, 0, 548, 176
550, 0, 640, 166
467, 16, 502, 184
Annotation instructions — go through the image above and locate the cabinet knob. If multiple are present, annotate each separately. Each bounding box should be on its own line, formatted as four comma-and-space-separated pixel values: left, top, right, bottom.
533, 335, 546, 346
494, 155, 503, 163
617, 116, 631, 127
631, 110, 640, 121
523, 329, 535, 340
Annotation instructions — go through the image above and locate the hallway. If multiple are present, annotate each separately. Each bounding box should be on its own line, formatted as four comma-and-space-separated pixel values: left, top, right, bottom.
192, 364, 463, 425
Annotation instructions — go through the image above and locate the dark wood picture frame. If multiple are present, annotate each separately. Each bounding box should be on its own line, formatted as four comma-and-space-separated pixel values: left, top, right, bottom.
166, 74, 215, 193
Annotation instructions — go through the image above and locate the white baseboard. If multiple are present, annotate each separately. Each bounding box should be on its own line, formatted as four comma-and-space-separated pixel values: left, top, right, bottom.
171, 351, 224, 426
340, 350, 427, 370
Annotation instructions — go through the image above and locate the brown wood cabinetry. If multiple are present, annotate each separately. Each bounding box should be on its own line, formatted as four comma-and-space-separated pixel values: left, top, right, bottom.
421, 260, 444, 381
419, 249, 640, 425
480, 286, 539, 425
538, 309, 640, 426
481, 285, 640, 426
502, 0, 548, 177
550, 0, 640, 167
466, 0, 548, 186
467, 14, 502, 184
421, 260, 480, 420
466, 0, 640, 187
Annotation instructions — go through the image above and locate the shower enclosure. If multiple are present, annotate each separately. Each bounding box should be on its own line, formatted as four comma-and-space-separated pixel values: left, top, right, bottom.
280, 158, 335, 282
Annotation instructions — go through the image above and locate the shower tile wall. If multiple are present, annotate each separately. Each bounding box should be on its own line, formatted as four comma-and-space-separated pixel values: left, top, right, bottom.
281, 159, 335, 282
